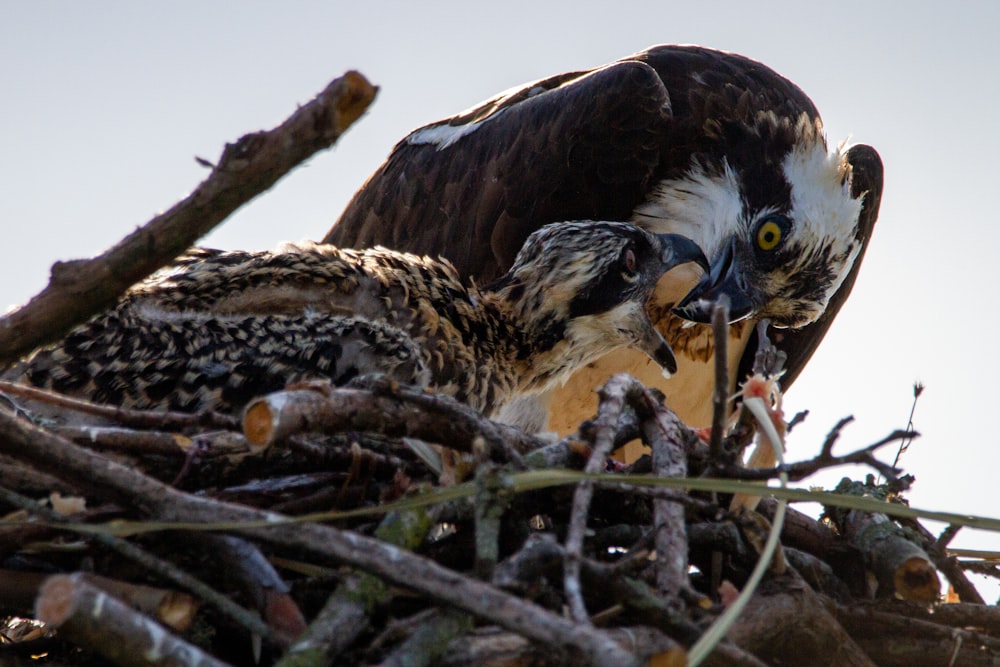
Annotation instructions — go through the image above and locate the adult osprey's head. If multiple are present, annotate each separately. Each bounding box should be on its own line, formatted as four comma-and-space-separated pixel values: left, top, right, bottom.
632, 110, 872, 329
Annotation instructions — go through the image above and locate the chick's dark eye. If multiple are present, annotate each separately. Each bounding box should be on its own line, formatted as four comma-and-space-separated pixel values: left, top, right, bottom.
623, 248, 637, 273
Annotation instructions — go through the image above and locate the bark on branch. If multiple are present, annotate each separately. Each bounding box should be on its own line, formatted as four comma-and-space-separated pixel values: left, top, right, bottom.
242, 385, 536, 464
0, 70, 377, 368
35, 573, 229, 667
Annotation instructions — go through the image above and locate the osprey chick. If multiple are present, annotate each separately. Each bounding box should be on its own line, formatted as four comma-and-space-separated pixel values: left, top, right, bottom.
13, 222, 706, 417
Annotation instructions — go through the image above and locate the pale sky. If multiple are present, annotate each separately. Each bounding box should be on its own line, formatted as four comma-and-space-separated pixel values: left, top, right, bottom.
4, 2, 999, 596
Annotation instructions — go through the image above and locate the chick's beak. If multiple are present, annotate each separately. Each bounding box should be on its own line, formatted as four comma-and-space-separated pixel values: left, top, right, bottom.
634, 317, 678, 377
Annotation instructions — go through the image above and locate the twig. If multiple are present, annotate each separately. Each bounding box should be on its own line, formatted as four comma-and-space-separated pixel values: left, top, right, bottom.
0, 380, 239, 431
754, 498, 839, 558
959, 559, 1000, 580
821, 416, 855, 458
564, 374, 631, 623
276, 573, 374, 665
0, 455, 76, 496
48, 425, 193, 458
836, 602, 1000, 666
0, 568, 199, 632
709, 297, 730, 463
579, 561, 768, 667
713, 429, 912, 482
853, 599, 1000, 638
493, 532, 564, 594
888, 381, 925, 477
474, 462, 512, 580
243, 386, 534, 466
194, 534, 307, 643
282, 434, 411, 475
935, 524, 963, 550
278, 506, 439, 665
786, 410, 809, 432
632, 382, 690, 600
377, 609, 474, 667
36, 573, 231, 667
0, 71, 376, 368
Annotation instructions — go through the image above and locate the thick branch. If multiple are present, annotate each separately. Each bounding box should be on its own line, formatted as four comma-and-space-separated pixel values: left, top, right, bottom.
631, 381, 690, 600
564, 374, 630, 622
243, 386, 536, 464
725, 573, 875, 667
825, 480, 940, 603
836, 602, 1000, 666
36, 573, 229, 667
0, 70, 377, 367
1, 569, 199, 632
899, 518, 986, 604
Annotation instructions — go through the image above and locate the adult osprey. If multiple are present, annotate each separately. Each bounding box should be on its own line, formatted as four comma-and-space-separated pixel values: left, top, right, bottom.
323, 44, 883, 433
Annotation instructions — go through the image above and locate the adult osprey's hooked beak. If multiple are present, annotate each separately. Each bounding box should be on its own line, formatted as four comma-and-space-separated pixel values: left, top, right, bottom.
672, 236, 753, 324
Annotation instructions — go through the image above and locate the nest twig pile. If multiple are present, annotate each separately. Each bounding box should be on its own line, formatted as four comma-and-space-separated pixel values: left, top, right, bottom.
2, 70, 999, 667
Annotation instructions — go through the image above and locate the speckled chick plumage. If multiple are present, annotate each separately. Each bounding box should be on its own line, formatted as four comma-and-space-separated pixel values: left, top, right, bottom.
15, 222, 705, 417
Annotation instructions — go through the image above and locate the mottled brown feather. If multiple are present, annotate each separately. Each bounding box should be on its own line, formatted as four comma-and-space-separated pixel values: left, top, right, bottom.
11, 222, 700, 419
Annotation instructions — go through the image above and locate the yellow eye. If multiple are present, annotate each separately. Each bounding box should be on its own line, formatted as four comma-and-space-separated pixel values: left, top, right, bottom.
756, 220, 783, 251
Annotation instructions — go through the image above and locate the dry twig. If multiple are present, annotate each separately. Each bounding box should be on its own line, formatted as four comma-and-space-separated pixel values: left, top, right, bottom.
36, 573, 230, 667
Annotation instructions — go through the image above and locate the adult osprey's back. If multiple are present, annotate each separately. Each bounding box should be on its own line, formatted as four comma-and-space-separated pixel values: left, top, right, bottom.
323, 44, 883, 432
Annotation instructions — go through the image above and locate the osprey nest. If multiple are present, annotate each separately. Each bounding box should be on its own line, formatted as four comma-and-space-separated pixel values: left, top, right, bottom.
1, 68, 998, 667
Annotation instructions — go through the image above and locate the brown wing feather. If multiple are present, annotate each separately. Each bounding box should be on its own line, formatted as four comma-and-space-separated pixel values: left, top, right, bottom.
325, 59, 671, 281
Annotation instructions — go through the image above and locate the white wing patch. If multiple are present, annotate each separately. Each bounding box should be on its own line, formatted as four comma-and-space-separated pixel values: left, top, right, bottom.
405, 77, 551, 150
407, 115, 501, 150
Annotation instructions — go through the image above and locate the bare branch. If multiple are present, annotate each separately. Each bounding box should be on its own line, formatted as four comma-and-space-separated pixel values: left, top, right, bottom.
632, 383, 691, 600
709, 297, 730, 462
243, 385, 534, 466
713, 427, 913, 483
564, 374, 631, 623
0, 70, 377, 367
36, 573, 230, 667
0, 380, 239, 431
